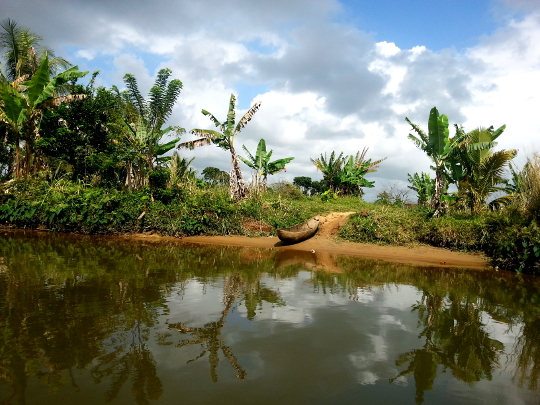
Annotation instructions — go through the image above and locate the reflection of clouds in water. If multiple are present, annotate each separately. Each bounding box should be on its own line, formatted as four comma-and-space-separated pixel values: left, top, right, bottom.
379, 314, 408, 331
481, 310, 522, 351
369, 334, 388, 362
252, 272, 349, 326
348, 334, 393, 385
166, 279, 225, 327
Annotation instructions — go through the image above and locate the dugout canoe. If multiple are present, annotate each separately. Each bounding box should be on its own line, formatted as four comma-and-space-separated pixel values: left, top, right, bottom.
277, 216, 320, 244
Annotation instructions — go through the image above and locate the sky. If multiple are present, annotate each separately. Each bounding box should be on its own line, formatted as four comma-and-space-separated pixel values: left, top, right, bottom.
2, 0, 540, 200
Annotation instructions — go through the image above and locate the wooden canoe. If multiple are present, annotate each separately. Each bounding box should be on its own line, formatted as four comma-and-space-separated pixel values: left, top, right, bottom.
277, 216, 320, 244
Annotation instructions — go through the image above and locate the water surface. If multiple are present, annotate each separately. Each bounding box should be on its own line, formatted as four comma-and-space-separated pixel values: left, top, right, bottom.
1, 230, 539, 405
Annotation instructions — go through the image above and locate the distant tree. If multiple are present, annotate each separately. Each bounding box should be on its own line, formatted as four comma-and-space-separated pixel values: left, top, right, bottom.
202, 167, 230, 186
293, 176, 313, 194
239, 138, 294, 190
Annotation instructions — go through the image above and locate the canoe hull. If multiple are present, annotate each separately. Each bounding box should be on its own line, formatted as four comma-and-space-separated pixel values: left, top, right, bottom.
277, 216, 320, 244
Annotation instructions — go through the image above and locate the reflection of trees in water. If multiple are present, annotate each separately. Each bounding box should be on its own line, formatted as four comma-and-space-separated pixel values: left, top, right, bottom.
3, 231, 540, 402
167, 272, 285, 382
91, 322, 162, 405
513, 315, 540, 390
390, 292, 504, 404
0, 234, 285, 402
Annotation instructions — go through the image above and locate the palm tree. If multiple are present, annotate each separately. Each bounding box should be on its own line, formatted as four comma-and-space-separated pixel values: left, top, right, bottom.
239, 138, 294, 190
0, 19, 70, 82
0, 56, 87, 178
310, 151, 344, 192
311, 148, 385, 195
452, 126, 516, 213
178, 94, 261, 201
167, 151, 196, 188
114, 69, 184, 189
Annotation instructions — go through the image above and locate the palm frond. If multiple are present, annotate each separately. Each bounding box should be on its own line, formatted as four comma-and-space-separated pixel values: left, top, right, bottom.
123, 73, 147, 118
405, 117, 429, 147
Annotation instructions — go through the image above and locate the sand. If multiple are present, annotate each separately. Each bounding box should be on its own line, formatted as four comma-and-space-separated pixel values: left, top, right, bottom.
130, 212, 489, 270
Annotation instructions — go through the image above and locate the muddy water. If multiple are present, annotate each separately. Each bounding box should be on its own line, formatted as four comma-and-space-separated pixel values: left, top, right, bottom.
1, 230, 540, 405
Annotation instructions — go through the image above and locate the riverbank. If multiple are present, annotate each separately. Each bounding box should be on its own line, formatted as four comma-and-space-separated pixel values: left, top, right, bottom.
121, 210, 488, 270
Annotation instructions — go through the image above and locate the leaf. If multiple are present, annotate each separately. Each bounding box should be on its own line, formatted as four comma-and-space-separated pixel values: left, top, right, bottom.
427, 107, 449, 157
235, 100, 261, 133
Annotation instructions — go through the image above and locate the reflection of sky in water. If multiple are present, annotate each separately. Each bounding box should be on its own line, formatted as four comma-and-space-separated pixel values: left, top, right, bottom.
3, 233, 540, 405
149, 273, 537, 405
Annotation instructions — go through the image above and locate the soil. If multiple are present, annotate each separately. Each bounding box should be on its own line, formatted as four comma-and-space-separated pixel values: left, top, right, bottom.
129, 211, 489, 270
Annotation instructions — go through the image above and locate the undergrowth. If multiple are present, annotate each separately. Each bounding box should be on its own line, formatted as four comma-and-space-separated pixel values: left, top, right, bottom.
1, 178, 538, 274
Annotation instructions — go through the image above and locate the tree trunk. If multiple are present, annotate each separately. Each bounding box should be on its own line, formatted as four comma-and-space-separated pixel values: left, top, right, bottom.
229, 144, 248, 201
431, 166, 445, 217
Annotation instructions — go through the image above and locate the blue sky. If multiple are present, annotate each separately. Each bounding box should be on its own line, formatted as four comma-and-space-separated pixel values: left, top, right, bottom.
2, 0, 540, 200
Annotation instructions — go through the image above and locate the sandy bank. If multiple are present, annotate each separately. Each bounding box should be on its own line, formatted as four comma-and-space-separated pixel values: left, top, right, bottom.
128, 211, 488, 270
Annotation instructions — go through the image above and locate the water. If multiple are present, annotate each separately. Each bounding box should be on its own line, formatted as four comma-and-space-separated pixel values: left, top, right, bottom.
1, 230, 540, 405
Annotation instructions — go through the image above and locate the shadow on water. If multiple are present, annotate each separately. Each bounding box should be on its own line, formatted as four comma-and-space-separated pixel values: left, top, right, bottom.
1, 229, 540, 404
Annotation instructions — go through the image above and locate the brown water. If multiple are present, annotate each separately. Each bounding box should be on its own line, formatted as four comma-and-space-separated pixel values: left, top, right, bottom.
1, 230, 540, 405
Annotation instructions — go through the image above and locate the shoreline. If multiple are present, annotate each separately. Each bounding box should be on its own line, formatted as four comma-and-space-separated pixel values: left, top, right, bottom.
1, 225, 489, 270
125, 233, 489, 270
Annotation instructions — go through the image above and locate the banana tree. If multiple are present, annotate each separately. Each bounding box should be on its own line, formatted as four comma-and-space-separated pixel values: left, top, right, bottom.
407, 172, 435, 206
239, 138, 294, 190
121, 117, 184, 189
406, 107, 468, 216
0, 56, 87, 178
311, 148, 385, 195
310, 151, 344, 192
178, 94, 261, 201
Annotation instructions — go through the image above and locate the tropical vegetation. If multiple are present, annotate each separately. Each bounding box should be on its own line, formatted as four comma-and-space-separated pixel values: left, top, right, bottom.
0, 20, 539, 275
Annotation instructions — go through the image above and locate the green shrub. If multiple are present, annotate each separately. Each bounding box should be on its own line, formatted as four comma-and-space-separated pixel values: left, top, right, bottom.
483, 214, 540, 274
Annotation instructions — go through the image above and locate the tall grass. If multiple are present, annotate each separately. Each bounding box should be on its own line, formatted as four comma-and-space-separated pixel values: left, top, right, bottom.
521, 153, 540, 222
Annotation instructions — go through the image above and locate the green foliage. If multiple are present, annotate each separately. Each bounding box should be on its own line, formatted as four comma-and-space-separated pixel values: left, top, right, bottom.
484, 212, 540, 274
0, 55, 88, 178
408, 172, 434, 206
179, 94, 261, 201
239, 138, 294, 189
311, 147, 385, 196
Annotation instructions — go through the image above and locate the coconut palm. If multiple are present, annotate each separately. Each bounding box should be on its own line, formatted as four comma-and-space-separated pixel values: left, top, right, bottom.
239, 138, 294, 190
0, 56, 87, 178
0, 19, 70, 82
178, 94, 261, 201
